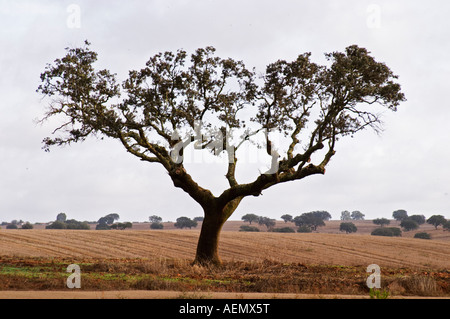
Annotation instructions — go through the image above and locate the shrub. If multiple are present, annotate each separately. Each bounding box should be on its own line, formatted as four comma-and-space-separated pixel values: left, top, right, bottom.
371, 227, 401, 237
271, 227, 295, 233
21, 222, 34, 229
46, 221, 67, 229
6, 224, 18, 229
150, 222, 164, 229
297, 225, 312, 233
239, 225, 260, 232
414, 232, 431, 239
426, 215, 447, 229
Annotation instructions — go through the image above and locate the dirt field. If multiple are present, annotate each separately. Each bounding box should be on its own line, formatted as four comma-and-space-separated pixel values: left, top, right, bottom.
0, 220, 448, 298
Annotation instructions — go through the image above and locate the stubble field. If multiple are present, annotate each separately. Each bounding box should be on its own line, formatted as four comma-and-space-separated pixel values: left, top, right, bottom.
0, 220, 449, 298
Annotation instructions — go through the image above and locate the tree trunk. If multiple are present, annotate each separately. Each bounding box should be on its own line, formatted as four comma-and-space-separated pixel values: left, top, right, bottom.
193, 198, 242, 265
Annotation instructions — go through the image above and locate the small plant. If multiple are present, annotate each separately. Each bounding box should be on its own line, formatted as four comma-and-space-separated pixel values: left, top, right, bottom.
414, 232, 431, 239
369, 288, 390, 299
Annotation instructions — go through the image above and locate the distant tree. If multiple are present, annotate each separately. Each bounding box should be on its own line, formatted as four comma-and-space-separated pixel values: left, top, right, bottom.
339, 222, 357, 234
96, 213, 120, 230
442, 220, 450, 231
294, 212, 326, 231
281, 214, 293, 223
392, 209, 408, 221
56, 213, 67, 222
258, 216, 276, 230
6, 224, 18, 229
426, 215, 447, 229
239, 225, 260, 232
241, 214, 259, 225
174, 217, 198, 229
340, 211, 351, 221
351, 211, 365, 220
408, 215, 426, 225
414, 232, 431, 239
193, 217, 204, 222
46, 221, 67, 229
312, 211, 332, 221
373, 218, 390, 227
21, 222, 34, 229
149, 215, 162, 223
400, 219, 419, 231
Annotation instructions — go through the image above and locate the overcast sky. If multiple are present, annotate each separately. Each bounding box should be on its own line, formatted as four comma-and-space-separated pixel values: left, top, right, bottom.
1, 0, 449, 223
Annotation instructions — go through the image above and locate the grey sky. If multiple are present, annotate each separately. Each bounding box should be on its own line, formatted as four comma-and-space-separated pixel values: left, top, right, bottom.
0, 0, 449, 223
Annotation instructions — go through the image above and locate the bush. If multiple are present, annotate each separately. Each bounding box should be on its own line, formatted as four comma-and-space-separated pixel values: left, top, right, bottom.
6, 224, 18, 229
371, 227, 402, 237
297, 225, 312, 233
239, 225, 260, 232
150, 222, 164, 229
414, 232, 431, 239
271, 227, 295, 233
21, 222, 34, 229
46, 221, 67, 229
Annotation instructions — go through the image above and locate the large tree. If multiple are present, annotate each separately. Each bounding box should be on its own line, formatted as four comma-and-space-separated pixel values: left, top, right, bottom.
37, 41, 405, 264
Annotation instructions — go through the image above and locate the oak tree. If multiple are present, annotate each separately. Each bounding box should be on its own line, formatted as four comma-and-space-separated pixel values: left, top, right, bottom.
37, 42, 405, 264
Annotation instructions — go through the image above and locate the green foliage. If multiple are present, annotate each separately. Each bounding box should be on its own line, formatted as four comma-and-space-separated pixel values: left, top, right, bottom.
150, 222, 164, 229
408, 215, 426, 225
371, 227, 401, 237
110, 222, 132, 230
46, 221, 67, 229
427, 215, 447, 229
339, 222, 357, 234
149, 215, 162, 223
444, 221, 450, 231
241, 214, 259, 225
294, 211, 330, 231
369, 288, 390, 299
6, 224, 18, 229
414, 232, 431, 239
296, 225, 312, 233
280, 214, 293, 223
271, 227, 295, 233
21, 222, 34, 229
400, 219, 419, 231
372, 218, 390, 227
174, 217, 198, 229
258, 216, 276, 230
66, 219, 90, 230
56, 213, 67, 222
239, 225, 260, 232
392, 209, 408, 221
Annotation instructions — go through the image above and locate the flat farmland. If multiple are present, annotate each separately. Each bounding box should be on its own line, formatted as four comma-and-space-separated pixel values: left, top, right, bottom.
0, 220, 448, 298
1, 221, 449, 269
